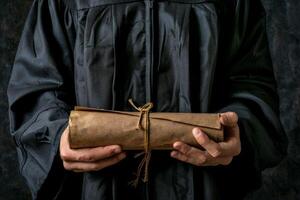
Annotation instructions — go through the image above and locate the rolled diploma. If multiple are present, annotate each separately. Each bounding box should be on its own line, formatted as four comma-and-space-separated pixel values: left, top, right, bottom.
69, 107, 224, 150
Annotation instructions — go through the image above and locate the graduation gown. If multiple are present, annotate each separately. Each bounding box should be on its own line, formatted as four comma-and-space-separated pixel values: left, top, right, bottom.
7, 0, 287, 199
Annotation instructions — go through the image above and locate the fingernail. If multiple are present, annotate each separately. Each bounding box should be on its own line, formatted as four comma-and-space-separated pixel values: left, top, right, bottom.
171, 151, 178, 157
173, 142, 180, 149
193, 128, 202, 136
113, 146, 121, 154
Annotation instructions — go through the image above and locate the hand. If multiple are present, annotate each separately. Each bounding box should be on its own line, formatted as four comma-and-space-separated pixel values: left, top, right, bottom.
170, 112, 241, 166
59, 125, 126, 172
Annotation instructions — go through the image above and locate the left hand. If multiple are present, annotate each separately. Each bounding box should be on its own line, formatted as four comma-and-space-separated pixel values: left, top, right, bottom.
170, 112, 241, 166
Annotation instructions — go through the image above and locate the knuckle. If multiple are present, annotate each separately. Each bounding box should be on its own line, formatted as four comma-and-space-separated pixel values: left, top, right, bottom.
63, 162, 71, 170
181, 145, 190, 154
78, 154, 93, 162
196, 156, 206, 166
201, 155, 207, 163
60, 151, 70, 161
185, 147, 193, 156
212, 146, 222, 157
212, 151, 221, 158
91, 164, 101, 171
76, 155, 85, 161
60, 152, 67, 160
183, 155, 189, 162
179, 154, 188, 162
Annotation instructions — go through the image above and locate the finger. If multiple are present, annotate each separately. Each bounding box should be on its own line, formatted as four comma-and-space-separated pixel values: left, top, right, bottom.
219, 137, 241, 157
172, 142, 207, 164
170, 151, 188, 162
173, 141, 194, 155
63, 152, 127, 172
59, 126, 123, 162
65, 153, 126, 172
218, 126, 241, 157
60, 125, 70, 148
171, 149, 234, 167
220, 112, 238, 128
192, 128, 222, 157
170, 150, 207, 166
199, 156, 233, 167
218, 157, 233, 166
61, 145, 123, 162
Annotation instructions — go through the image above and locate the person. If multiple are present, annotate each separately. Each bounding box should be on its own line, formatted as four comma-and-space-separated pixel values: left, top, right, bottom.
7, 0, 287, 199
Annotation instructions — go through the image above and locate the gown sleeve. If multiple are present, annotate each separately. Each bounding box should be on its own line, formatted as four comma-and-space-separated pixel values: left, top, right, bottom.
7, 0, 76, 198
214, 0, 287, 171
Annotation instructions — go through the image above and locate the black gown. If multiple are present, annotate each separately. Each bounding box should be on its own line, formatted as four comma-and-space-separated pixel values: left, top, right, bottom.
7, 0, 287, 199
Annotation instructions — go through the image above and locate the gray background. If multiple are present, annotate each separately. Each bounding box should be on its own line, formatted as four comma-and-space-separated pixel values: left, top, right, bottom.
0, 0, 299, 199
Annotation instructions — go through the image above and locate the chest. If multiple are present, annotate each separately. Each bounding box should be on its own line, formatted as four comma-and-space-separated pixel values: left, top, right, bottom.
70, 0, 220, 111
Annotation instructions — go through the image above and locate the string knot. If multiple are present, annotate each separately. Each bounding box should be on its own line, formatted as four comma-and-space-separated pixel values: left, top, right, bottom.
129, 98, 153, 130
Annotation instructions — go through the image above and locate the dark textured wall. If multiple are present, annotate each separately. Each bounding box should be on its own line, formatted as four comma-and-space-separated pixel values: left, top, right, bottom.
245, 0, 300, 199
0, 0, 32, 199
246, 0, 300, 200
0, 0, 299, 199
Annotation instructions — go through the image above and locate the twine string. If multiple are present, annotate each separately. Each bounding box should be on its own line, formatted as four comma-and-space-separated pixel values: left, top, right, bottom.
128, 98, 153, 187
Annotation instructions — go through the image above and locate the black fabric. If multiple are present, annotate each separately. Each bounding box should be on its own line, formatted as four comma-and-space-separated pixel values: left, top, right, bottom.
6, 0, 287, 199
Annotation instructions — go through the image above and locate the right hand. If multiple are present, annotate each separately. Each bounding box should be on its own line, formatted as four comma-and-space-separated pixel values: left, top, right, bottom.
59, 125, 126, 172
